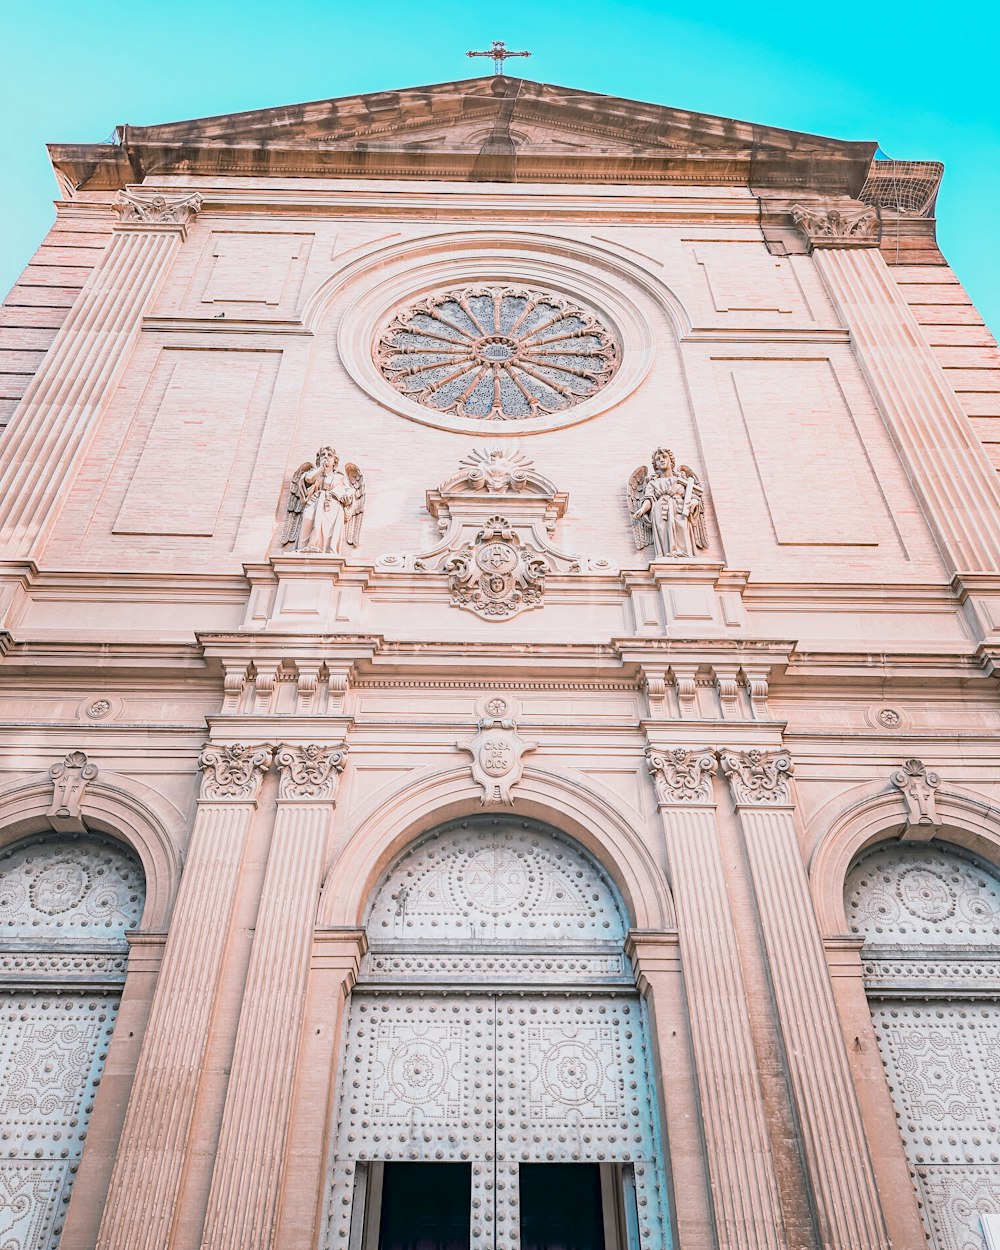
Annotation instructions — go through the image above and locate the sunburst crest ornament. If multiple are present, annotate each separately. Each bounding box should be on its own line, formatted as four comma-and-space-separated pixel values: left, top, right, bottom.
375, 285, 620, 420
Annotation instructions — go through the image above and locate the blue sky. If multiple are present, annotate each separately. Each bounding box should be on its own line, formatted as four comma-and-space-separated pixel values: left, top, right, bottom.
2, 0, 997, 332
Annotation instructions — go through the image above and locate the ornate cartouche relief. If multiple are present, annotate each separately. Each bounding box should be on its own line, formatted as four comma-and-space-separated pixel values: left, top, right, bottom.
459, 693, 536, 804
627, 448, 708, 560
281, 447, 365, 554
375, 286, 619, 421
377, 446, 615, 618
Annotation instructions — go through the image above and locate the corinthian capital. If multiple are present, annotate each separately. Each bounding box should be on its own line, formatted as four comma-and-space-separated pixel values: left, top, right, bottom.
198, 743, 273, 801
720, 748, 794, 805
790, 202, 879, 249
275, 743, 348, 801
112, 189, 203, 228
646, 747, 715, 805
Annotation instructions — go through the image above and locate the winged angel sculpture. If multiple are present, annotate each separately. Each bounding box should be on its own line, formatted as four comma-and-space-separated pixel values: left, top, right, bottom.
627, 448, 707, 559
282, 446, 365, 554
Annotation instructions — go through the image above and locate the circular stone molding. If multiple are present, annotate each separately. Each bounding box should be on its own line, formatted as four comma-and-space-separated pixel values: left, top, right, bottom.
329, 234, 660, 435
374, 285, 619, 421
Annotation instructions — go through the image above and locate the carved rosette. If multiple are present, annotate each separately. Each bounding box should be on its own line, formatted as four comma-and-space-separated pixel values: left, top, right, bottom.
111, 190, 204, 228
48, 750, 99, 833
790, 203, 879, 249
459, 695, 537, 804
275, 743, 348, 802
720, 748, 794, 805
375, 285, 619, 420
198, 743, 273, 801
647, 747, 716, 805
890, 757, 941, 828
444, 516, 548, 619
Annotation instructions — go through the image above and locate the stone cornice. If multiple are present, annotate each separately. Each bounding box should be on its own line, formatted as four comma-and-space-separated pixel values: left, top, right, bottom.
48, 76, 876, 195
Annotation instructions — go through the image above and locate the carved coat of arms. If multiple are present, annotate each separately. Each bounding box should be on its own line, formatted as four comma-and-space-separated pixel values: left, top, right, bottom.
443, 516, 548, 619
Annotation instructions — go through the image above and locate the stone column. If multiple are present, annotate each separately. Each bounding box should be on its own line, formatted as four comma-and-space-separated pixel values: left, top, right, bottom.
0, 189, 202, 559
720, 748, 890, 1250
811, 242, 1000, 573
200, 743, 347, 1250
279, 929, 366, 1250
96, 743, 272, 1250
645, 748, 787, 1250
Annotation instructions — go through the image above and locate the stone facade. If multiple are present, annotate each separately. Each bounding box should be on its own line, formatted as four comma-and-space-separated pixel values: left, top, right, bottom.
1, 74, 999, 1250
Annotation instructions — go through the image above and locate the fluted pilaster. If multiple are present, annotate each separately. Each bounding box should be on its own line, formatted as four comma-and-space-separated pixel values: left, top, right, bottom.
200, 744, 346, 1250
96, 743, 269, 1250
815, 246, 1000, 572
647, 748, 787, 1250
0, 190, 201, 559
722, 750, 889, 1250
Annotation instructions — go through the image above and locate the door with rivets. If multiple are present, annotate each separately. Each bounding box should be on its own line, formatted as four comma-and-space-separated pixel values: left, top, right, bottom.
323, 818, 670, 1250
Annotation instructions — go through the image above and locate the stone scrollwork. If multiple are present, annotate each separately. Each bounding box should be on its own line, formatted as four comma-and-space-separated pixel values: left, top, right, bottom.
198, 743, 273, 801
628, 448, 708, 560
790, 202, 879, 248
890, 757, 941, 829
47, 750, 99, 833
111, 189, 204, 227
375, 285, 619, 420
720, 747, 794, 805
459, 694, 537, 804
275, 743, 348, 801
444, 515, 548, 619
646, 747, 716, 805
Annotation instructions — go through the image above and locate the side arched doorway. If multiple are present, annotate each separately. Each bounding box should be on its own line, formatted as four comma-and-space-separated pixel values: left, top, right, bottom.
845, 839, 1000, 1250
325, 816, 670, 1250
0, 831, 145, 1250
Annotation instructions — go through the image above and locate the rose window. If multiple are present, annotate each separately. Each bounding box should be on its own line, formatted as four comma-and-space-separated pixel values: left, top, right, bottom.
375, 286, 619, 420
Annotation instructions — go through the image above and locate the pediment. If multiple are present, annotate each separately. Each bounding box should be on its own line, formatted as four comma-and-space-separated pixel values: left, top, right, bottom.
49, 77, 877, 195
117, 77, 863, 158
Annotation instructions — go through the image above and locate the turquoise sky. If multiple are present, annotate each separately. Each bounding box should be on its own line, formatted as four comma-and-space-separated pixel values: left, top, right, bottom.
2, 0, 997, 332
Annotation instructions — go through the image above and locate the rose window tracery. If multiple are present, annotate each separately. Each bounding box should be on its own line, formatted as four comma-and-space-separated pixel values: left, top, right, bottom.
375, 286, 619, 420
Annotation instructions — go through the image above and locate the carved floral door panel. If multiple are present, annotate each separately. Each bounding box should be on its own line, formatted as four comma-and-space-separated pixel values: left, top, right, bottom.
327, 992, 665, 1250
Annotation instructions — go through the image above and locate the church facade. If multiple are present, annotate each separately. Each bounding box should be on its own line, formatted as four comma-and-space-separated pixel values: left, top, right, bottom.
1, 74, 999, 1250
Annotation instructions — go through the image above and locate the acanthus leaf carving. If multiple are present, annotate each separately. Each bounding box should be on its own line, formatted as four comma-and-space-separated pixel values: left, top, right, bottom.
646, 747, 716, 805
275, 743, 348, 802
111, 189, 203, 227
47, 750, 99, 833
198, 743, 273, 801
627, 448, 708, 560
459, 695, 537, 804
890, 757, 941, 831
720, 747, 794, 805
790, 202, 879, 249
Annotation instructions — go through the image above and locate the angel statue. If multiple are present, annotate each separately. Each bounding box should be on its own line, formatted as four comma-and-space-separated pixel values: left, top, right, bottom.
281, 447, 365, 554
627, 448, 707, 559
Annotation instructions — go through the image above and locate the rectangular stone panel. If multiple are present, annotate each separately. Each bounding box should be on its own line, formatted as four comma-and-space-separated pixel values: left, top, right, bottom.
196, 230, 313, 309
113, 349, 278, 537
728, 358, 880, 545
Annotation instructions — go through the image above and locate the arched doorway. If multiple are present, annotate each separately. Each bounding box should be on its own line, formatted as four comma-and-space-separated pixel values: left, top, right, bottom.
845, 839, 1000, 1250
325, 816, 669, 1250
0, 831, 145, 1250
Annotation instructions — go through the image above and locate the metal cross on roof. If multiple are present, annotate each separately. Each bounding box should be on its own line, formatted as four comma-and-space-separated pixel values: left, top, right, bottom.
467, 40, 531, 76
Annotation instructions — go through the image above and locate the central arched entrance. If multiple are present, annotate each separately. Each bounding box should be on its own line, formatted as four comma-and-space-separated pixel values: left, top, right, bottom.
324, 816, 669, 1250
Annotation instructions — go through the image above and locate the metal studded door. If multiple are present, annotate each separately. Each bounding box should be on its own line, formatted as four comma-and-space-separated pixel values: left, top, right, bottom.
326, 991, 666, 1250
846, 841, 1000, 1250
324, 815, 671, 1250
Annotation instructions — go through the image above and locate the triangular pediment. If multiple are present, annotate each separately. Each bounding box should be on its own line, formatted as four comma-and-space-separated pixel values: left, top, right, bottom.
49, 77, 877, 194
